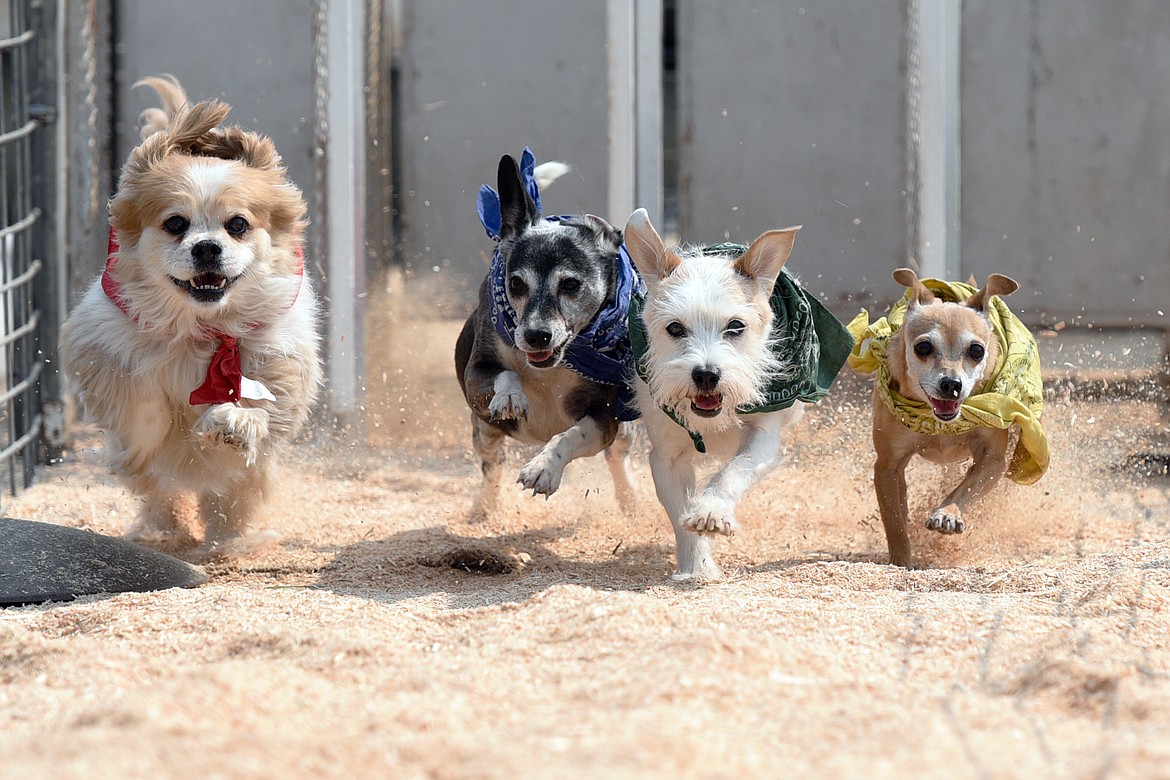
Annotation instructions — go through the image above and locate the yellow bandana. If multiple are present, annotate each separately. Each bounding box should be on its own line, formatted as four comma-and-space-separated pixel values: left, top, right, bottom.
847, 278, 1049, 484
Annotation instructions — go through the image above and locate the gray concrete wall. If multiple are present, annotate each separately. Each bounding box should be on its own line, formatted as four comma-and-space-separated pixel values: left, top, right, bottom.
962, 0, 1170, 327
676, 0, 908, 316
395, 0, 611, 307
113, 0, 318, 239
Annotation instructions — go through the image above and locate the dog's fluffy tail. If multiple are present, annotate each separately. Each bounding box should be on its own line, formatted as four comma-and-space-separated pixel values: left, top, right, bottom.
135, 74, 191, 139
533, 161, 571, 191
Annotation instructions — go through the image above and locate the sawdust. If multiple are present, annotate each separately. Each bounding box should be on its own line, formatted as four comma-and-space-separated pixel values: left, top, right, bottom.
2, 282, 1169, 779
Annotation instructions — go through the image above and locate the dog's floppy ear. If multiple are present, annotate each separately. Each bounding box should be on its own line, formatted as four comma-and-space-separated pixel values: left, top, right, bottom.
580, 214, 623, 254
965, 273, 1019, 312
623, 208, 679, 283
892, 267, 935, 306
736, 226, 800, 288
497, 154, 538, 240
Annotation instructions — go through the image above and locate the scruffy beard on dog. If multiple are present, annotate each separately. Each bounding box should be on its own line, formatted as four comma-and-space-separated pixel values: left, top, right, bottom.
59, 75, 323, 557
624, 208, 805, 580
637, 247, 792, 437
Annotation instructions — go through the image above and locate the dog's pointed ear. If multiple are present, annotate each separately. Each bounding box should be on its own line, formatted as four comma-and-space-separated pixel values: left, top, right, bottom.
893, 267, 935, 306
623, 208, 679, 283
965, 273, 1019, 312
581, 214, 623, 254
736, 226, 800, 287
497, 154, 537, 239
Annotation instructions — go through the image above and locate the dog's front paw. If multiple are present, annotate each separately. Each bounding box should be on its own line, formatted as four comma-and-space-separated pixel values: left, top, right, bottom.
926, 504, 965, 534
194, 404, 269, 466
488, 389, 529, 422
682, 495, 739, 536
517, 449, 566, 498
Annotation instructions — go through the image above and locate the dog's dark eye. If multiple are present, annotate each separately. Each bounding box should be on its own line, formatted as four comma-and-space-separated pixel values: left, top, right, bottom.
559, 277, 582, 295
225, 216, 250, 236
913, 340, 933, 358
163, 215, 189, 235
508, 276, 528, 298
968, 342, 986, 361
725, 319, 746, 337
666, 321, 687, 338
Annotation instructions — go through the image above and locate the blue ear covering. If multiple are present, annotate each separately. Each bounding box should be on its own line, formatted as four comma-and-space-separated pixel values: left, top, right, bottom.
476, 184, 501, 240
477, 146, 542, 240
517, 146, 543, 217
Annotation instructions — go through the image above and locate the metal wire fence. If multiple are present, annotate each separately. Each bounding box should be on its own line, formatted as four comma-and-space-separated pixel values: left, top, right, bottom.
0, 0, 42, 502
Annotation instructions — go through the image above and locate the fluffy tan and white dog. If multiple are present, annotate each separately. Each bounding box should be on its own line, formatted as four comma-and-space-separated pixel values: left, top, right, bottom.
60, 76, 322, 556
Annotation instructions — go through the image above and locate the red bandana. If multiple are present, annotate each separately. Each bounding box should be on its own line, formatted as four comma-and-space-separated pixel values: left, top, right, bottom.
102, 228, 303, 406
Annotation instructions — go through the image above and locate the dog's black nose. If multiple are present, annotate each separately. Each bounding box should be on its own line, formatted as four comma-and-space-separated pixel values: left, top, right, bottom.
692, 367, 721, 393
938, 377, 963, 399
525, 329, 552, 349
191, 240, 223, 269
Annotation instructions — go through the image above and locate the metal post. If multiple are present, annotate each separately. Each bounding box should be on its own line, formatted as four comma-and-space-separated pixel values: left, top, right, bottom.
634, 0, 663, 227
606, 0, 635, 227
324, 0, 366, 421
913, 0, 961, 280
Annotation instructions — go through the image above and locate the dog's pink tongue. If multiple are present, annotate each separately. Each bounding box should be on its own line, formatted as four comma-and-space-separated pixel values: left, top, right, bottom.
527, 350, 553, 364
930, 398, 961, 417
693, 393, 723, 411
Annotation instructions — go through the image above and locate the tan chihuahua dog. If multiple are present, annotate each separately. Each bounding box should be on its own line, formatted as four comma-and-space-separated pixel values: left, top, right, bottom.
870, 268, 1021, 567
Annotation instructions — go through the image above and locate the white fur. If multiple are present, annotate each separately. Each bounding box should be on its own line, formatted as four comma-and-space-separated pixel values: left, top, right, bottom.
639, 250, 787, 436
625, 208, 805, 580
532, 161, 570, 190
59, 79, 323, 558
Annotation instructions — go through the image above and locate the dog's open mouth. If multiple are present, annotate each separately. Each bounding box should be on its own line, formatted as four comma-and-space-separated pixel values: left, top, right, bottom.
928, 397, 962, 421
171, 272, 239, 303
690, 392, 724, 418
524, 344, 567, 369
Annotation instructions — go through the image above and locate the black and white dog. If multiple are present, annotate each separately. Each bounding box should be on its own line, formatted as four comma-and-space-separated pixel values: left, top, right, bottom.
455, 149, 642, 519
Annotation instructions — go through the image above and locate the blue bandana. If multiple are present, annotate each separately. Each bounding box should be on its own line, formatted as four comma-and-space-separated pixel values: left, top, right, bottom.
477, 148, 644, 422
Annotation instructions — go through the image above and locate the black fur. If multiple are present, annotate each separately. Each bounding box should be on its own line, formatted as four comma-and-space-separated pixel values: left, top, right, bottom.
454, 153, 632, 511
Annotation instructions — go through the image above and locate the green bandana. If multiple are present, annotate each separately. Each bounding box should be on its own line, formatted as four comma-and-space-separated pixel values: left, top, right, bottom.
628, 243, 854, 452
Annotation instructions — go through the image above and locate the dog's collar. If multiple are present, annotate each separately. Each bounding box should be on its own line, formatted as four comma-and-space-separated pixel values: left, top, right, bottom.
628, 243, 853, 453
102, 227, 303, 406
847, 278, 1050, 484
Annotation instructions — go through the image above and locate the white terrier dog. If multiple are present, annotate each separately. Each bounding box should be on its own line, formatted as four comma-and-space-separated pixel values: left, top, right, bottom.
624, 209, 852, 580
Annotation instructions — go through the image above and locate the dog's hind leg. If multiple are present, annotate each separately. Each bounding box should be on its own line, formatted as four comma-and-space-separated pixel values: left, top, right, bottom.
604, 422, 637, 513
197, 461, 279, 558
470, 412, 506, 521
124, 474, 198, 548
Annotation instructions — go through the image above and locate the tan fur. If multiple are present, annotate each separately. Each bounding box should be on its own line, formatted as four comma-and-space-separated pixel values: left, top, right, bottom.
60, 76, 322, 558
872, 268, 1019, 567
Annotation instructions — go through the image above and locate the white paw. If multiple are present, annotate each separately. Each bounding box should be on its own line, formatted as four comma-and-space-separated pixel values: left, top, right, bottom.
926, 505, 965, 534
194, 404, 268, 467
517, 449, 566, 497
488, 389, 529, 422
682, 495, 740, 536
670, 563, 725, 582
